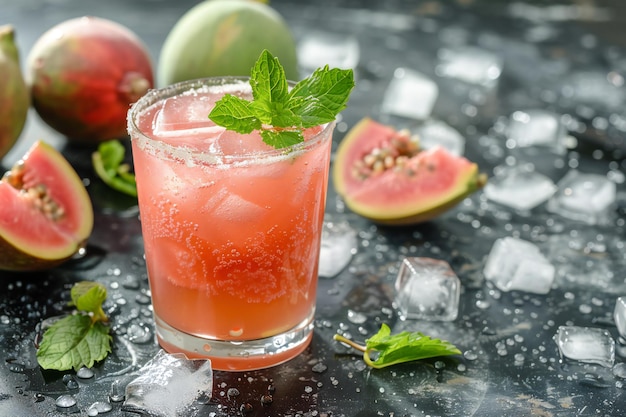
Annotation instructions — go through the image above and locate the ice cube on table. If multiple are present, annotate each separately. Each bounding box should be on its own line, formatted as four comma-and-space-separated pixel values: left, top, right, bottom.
122, 350, 213, 417
394, 257, 461, 321
414, 119, 465, 156
483, 237, 555, 294
614, 296, 626, 339
483, 164, 557, 211
382, 68, 439, 120
505, 109, 567, 155
553, 325, 615, 368
547, 170, 617, 225
318, 219, 357, 278
298, 31, 360, 71
436, 46, 502, 87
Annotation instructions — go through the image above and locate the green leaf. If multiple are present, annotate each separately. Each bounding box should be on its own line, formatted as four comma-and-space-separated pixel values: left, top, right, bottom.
261, 129, 303, 149
92, 140, 137, 197
208, 94, 262, 134
334, 323, 461, 369
36, 315, 112, 371
70, 281, 107, 322
209, 49, 355, 149
288, 66, 355, 127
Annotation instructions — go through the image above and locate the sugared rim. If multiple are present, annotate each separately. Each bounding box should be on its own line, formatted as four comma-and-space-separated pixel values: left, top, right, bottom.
126, 76, 335, 162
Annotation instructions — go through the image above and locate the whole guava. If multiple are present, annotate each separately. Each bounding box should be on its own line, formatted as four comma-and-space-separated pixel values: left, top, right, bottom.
0, 25, 29, 160
158, 0, 299, 87
26, 16, 154, 144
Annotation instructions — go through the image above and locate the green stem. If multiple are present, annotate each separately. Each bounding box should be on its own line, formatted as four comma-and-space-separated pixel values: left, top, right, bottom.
333, 334, 366, 352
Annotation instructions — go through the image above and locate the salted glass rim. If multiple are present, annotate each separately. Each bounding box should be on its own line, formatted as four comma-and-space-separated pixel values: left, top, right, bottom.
127, 76, 335, 164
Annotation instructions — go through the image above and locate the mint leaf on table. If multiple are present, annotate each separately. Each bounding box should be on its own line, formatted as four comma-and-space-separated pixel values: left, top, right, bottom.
209, 49, 355, 149
37, 281, 112, 371
92, 139, 137, 197
334, 323, 461, 369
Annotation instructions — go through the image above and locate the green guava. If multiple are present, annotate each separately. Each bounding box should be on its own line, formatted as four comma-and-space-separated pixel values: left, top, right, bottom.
158, 0, 299, 86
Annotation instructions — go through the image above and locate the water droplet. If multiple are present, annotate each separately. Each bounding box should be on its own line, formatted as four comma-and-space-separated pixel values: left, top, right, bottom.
347, 310, 367, 324
33, 393, 45, 403
55, 394, 76, 408
463, 350, 478, 361
227, 388, 240, 399
8, 362, 25, 373
304, 386, 314, 394
77, 367, 94, 379
260, 394, 273, 405
62, 374, 79, 389
87, 401, 112, 415
126, 323, 152, 344
312, 362, 328, 373
109, 379, 125, 402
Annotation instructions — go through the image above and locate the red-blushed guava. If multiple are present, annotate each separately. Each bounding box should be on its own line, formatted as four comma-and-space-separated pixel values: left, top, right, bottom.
26, 16, 154, 144
0, 141, 93, 271
0, 25, 29, 160
157, 0, 299, 87
333, 117, 487, 225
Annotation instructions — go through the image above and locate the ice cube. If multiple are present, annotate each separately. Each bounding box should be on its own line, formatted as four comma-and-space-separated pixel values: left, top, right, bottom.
394, 257, 461, 321
505, 109, 567, 155
153, 95, 223, 139
298, 31, 360, 71
382, 68, 439, 120
122, 350, 213, 417
553, 325, 615, 368
318, 219, 357, 278
436, 46, 502, 87
483, 237, 555, 294
614, 296, 626, 339
212, 193, 267, 224
483, 164, 557, 211
414, 119, 465, 156
547, 170, 617, 225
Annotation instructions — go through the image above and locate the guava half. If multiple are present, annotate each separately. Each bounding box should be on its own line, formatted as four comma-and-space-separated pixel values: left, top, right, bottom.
333, 118, 487, 225
0, 141, 93, 271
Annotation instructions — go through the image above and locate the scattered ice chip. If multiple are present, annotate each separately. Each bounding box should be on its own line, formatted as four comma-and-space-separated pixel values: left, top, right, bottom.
318, 219, 357, 278
483, 164, 557, 211
614, 296, 626, 339
414, 119, 465, 156
504, 109, 568, 154
559, 71, 625, 109
298, 31, 360, 71
382, 68, 439, 120
547, 170, 617, 225
483, 237, 555, 294
394, 257, 461, 321
553, 325, 615, 368
436, 46, 502, 87
122, 350, 213, 417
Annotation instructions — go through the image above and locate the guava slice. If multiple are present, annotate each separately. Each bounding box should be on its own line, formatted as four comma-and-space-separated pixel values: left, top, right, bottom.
333, 117, 486, 225
0, 141, 93, 270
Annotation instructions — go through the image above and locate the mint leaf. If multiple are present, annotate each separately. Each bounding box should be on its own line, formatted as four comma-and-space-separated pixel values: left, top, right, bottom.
70, 281, 108, 322
334, 323, 461, 369
208, 94, 262, 134
37, 281, 112, 371
36, 315, 112, 371
92, 140, 137, 197
209, 49, 355, 149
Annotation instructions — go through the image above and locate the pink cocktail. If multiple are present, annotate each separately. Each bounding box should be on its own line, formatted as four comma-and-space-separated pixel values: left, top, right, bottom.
127, 77, 334, 370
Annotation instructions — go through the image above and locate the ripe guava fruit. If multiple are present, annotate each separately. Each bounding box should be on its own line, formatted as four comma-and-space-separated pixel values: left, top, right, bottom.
0, 25, 29, 160
26, 17, 154, 144
333, 118, 487, 225
0, 141, 93, 271
158, 0, 299, 87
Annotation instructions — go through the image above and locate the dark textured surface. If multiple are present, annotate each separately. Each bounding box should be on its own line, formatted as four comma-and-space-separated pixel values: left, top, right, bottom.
1, 1, 626, 416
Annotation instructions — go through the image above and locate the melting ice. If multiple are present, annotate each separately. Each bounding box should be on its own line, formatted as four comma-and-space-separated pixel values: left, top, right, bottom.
382, 68, 439, 120
553, 325, 615, 368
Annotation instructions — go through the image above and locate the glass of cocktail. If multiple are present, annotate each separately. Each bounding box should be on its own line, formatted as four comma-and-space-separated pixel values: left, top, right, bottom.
127, 53, 352, 370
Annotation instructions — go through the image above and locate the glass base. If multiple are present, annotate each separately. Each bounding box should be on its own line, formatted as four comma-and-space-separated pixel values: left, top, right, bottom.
153, 312, 315, 371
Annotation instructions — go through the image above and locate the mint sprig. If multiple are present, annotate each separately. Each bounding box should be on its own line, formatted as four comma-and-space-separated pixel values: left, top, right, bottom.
209, 49, 355, 149
334, 323, 461, 369
37, 281, 112, 371
92, 140, 137, 197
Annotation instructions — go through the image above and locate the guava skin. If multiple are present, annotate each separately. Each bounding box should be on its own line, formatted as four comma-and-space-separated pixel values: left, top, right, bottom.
0, 25, 30, 160
158, 0, 299, 87
0, 141, 94, 272
26, 17, 154, 144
